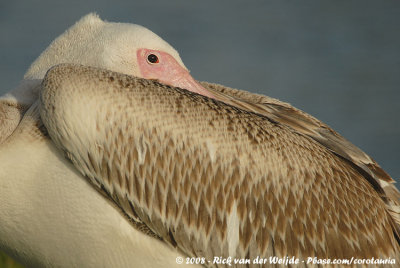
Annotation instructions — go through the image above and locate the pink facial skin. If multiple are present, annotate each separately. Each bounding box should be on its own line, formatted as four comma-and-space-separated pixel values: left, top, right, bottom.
137, 48, 215, 99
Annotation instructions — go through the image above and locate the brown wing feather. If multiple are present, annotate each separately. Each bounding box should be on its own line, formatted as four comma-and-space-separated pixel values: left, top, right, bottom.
201, 82, 400, 227
40, 65, 400, 266
201, 81, 394, 182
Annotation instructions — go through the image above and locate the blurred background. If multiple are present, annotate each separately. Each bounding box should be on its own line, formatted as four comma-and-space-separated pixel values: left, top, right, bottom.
0, 0, 399, 266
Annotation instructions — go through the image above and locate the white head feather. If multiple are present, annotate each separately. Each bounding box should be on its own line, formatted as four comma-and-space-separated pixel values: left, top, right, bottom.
1, 13, 187, 142
25, 13, 186, 81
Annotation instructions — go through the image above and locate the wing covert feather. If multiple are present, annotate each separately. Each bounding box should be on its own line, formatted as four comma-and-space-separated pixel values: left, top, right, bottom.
40, 65, 400, 266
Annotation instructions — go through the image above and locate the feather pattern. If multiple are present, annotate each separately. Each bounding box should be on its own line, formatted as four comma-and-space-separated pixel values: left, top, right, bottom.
201, 82, 400, 234
40, 64, 400, 267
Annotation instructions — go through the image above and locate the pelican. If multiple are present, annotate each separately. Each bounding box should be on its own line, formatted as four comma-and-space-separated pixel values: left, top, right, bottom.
1, 13, 400, 267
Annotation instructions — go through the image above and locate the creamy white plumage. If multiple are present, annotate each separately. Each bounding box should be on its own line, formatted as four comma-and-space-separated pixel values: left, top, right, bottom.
0, 104, 192, 268
1, 12, 399, 268
0, 13, 199, 268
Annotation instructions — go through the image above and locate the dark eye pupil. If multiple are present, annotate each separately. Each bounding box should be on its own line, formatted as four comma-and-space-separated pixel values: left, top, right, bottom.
147, 54, 159, 63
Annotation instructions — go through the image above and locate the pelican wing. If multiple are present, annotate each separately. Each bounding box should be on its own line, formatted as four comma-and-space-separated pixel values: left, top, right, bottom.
202, 82, 400, 221
40, 64, 400, 263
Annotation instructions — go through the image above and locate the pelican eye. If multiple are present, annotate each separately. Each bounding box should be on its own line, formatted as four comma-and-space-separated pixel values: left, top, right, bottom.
147, 54, 159, 64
